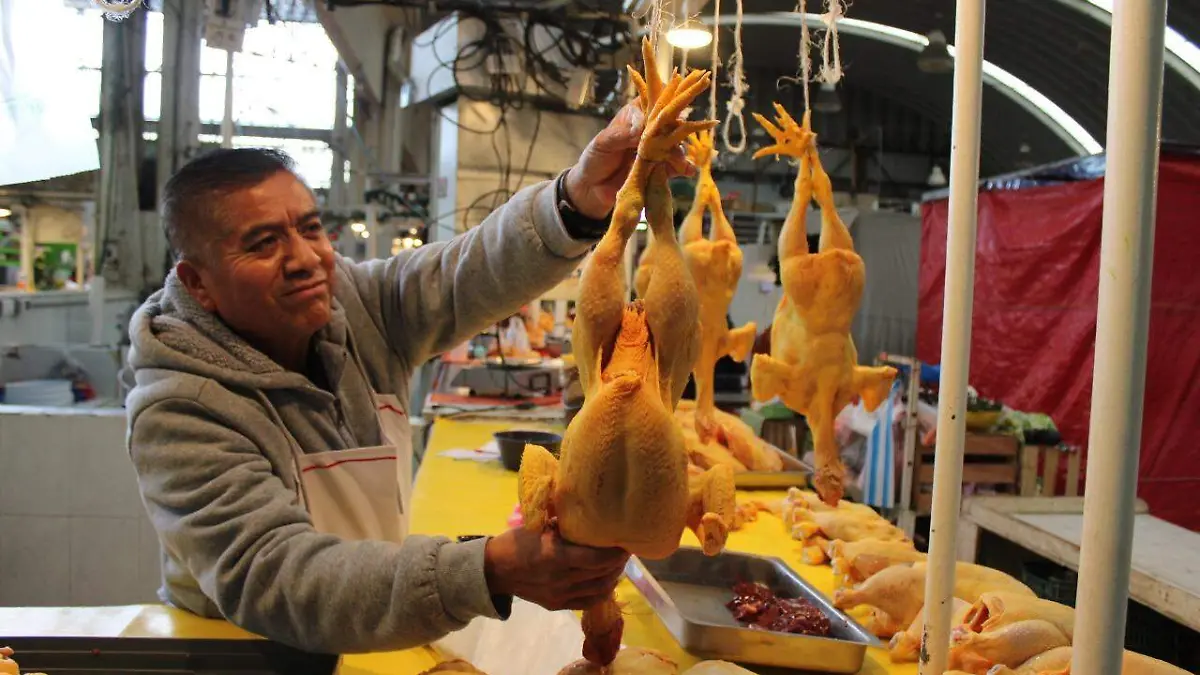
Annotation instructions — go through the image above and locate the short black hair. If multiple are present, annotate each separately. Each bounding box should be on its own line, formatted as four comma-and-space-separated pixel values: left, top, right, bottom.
160, 147, 301, 263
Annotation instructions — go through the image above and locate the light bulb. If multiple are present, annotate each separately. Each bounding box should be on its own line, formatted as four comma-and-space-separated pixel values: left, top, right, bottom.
350, 222, 366, 233
666, 26, 712, 50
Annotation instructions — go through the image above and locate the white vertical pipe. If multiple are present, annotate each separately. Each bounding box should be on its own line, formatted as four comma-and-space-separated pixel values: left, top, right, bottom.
1071, 2, 1166, 674
221, 49, 234, 148
918, 0, 986, 673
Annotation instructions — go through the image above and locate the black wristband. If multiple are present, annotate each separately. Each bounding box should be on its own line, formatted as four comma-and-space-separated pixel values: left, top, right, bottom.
458, 535, 514, 620
555, 170, 611, 241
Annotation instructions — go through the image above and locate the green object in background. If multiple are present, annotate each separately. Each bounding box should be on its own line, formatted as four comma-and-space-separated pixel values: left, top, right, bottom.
759, 401, 797, 420
33, 243, 77, 291
740, 402, 798, 437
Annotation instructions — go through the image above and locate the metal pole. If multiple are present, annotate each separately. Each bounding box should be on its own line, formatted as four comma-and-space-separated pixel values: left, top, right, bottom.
221, 49, 235, 148
365, 178, 379, 259
918, 0, 986, 673
1071, 3, 1166, 674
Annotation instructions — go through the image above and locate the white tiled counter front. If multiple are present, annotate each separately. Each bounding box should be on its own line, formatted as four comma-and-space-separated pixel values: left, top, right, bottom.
0, 406, 161, 607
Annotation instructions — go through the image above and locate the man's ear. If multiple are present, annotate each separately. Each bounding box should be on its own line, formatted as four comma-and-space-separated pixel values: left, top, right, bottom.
176, 260, 218, 312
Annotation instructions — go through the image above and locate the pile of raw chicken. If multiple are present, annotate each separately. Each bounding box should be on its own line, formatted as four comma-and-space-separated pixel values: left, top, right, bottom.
781, 489, 1189, 675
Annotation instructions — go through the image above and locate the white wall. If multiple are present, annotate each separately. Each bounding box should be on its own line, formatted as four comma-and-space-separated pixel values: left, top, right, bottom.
27, 204, 84, 244
729, 243, 783, 333
0, 289, 138, 347
0, 408, 161, 607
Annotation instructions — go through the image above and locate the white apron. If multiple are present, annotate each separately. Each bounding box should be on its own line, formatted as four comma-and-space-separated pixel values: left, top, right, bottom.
291, 393, 414, 542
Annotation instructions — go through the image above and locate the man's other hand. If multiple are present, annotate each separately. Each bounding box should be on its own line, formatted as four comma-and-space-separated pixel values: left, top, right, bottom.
484, 527, 629, 611
564, 102, 696, 220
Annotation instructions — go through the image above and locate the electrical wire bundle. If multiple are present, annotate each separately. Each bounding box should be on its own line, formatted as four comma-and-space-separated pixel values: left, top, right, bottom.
402, 3, 633, 229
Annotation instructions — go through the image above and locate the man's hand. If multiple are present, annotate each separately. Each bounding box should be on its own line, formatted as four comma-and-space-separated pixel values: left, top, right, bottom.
564, 102, 696, 221
484, 527, 629, 611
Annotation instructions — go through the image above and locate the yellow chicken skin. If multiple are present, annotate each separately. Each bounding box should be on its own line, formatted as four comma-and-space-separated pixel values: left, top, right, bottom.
675, 130, 758, 443
960, 592, 1075, 641
984, 647, 1192, 675
889, 598, 972, 663
828, 537, 927, 587
832, 562, 1035, 637
947, 619, 1071, 674
517, 39, 736, 669
748, 104, 898, 505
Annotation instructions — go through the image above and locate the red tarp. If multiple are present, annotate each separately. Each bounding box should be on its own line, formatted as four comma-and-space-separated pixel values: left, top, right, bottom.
918, 155, 1200, 531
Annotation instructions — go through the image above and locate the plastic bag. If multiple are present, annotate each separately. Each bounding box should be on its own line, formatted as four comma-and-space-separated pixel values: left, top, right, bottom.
0, 0, 101, 186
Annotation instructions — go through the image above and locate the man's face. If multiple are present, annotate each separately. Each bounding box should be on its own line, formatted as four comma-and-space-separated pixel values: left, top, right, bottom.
180, 171, 336, 352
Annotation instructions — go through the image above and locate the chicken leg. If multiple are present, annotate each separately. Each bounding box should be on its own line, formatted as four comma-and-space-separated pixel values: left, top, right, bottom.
517, 39, 734, 668
748, 104, 898, 505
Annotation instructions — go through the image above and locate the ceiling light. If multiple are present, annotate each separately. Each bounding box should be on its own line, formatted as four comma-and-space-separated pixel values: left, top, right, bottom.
814, 82, 842, 113
360, 230, 370, 239
412, 238, 423, 247
918, 29, 954, 74
927, 165, 948, 187
350, 221, 366, 233
0, 208, 11, 219
408, 227, 418, 235
666, 25, 713, 50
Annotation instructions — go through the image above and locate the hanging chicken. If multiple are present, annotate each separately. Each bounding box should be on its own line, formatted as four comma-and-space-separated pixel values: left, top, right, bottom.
518, 39, 737, 668
675, 130, 758, 442
749, 104, 898, 505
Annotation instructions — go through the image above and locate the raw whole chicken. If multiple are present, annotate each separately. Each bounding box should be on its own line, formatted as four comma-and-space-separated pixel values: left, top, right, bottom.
832, 562, 1034, 636
790, 507, 908, 544
676, 402, 784, 472
783, 487, 878, 519
828, 538, 927, 587
675, 130, 757, 443
889, 598, 971, 663
960, 592, 1075, 640
518, 39, 736, 668
749, 105, 898, 505
984, 646, 1192, 675
946, 619, 1071, 674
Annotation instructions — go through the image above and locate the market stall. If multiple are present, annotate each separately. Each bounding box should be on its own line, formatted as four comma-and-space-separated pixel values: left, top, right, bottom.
0, 417, 911, 675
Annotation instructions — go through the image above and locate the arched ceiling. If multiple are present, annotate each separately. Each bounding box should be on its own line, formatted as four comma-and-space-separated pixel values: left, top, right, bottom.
698, 0, 1200, 173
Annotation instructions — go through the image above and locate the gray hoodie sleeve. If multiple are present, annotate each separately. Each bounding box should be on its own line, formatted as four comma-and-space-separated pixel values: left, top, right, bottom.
340, 180, 592, 368
129, 390, 501, 654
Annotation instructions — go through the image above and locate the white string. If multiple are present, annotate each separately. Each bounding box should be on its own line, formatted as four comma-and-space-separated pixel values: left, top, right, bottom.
708, 0, 721, 121
798, 0, 811, 111
722, 0, 748, 154
819, 0, 845, 84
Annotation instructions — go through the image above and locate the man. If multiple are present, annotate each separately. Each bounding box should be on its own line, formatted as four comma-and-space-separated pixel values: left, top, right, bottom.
126, 104, 684, 654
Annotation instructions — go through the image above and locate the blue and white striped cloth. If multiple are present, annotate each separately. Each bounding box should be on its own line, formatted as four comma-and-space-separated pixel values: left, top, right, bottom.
859, 380, 902, 508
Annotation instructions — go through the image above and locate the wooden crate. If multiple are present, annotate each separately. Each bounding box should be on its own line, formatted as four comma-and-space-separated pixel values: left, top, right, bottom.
912, 433, 1020, 515
1019, 445, 1082, 497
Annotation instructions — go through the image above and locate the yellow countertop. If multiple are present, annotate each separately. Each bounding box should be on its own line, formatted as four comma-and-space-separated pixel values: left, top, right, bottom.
0, 417, 913, 675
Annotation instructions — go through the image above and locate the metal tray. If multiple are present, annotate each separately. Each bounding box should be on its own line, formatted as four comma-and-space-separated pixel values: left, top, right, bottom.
0, 637, 337, 675
625, 547, 880, 673
732, 443, 812, 490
